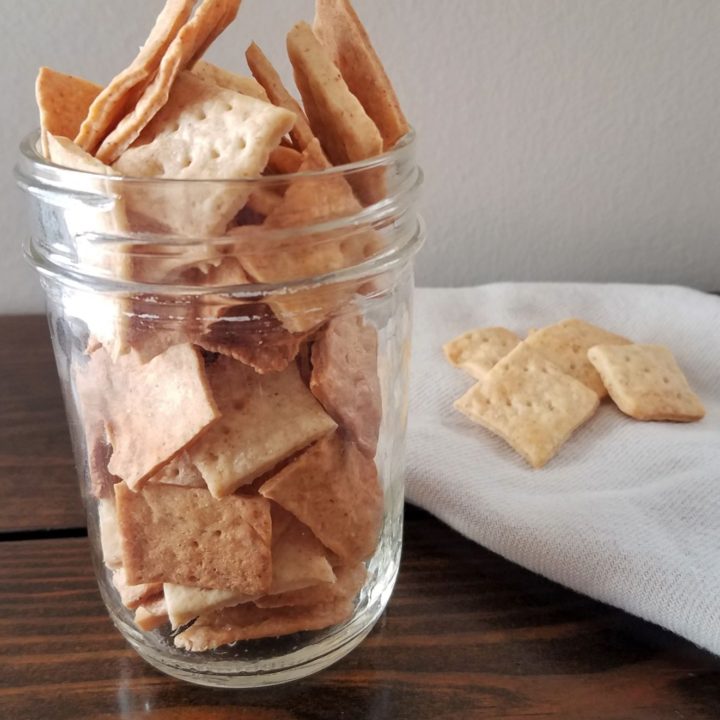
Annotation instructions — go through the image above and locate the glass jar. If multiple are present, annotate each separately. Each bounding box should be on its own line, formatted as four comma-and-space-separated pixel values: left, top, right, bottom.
16, 130, 423, 687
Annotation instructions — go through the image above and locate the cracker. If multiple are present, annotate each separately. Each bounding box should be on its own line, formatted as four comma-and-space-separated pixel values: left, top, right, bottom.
174, 596, 353, 650
115, 482, 272, 593
98, 497, 123, 569
246, 41, 316, 150
146, 451, 205, 489
443, 327, 521, 381
192, 59, 270, 102
267, 146, 304, 174
313, 0, 409, 150
587, 344, 705, 422
76, 344, 219, 489
270, 506, 336, 596
35, 68, 101, 157
310, 312, 382, 456
260, 432, 383, 563
257, 562, 365, 609
197, 302, 311, 374
87, 430, 121, 499
287, 21, 383, 170
95, 0, 242, 164
75, 0, 195, 154
134, 596, 169, 631
113, 71, 294, 239
238, 139, 378, 332
245, 188, 284, 218
454, 343, 600, 468
112, 569, 163, 610
524, 318, 630, 397
164, 583, 254, 629
188, 356, 337, 497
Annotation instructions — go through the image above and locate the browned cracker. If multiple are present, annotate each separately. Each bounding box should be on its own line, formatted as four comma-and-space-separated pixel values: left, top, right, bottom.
75, 0, 194, 154
455, 343, 599, 468
112, 569, 163, 610
113, 71, 294, 238
443, 327, 521, 381
246, 41, 316, 151
76, 344, 219, 489
164, 583, 254, 629
35, 68, 101, 157
310, 312, 382, 457
188, 356, 337, 498
287, 21, 382, 171
256, 562, 365, 609
174, 596, 353, 650
95, 0, 242, 164
267, 146, 304, 174
313, 0, 410, 149
192, 59, 270, 102
524, 318, 630, 397
260, 432, 383, 563
588, 344, 705, 422
134, 596, 169, 631
115, 482, 272, 594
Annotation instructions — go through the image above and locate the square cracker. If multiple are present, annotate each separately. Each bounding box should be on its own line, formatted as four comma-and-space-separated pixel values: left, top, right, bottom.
588, 344, 705, 422
163, 583, 254, 629
192, 59, 270, 102
443, 327, 521, 381
95, 0, 242, 164
113, 71, 294, 238
174, 595, 354, 651
75, 0, 195, 154
524, 318, 630, 397
286, 21, 382, 169
115, 482, 272, 594
313, 0, 409, 149
76, 344, 219, 489
35, 68, 101, 157
260, 432, 383, 563
454, 343, 599, 469
310, 312, 382, 457
188, 356, 337, 498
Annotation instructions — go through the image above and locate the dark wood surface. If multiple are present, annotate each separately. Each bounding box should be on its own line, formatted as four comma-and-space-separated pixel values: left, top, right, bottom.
1, 315, 720, 719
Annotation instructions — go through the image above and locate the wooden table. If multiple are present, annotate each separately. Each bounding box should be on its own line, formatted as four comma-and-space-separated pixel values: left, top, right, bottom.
1, 315, 719, 719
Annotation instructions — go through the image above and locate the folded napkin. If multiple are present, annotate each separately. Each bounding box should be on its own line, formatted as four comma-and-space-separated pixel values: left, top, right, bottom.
406, 283, 720, 655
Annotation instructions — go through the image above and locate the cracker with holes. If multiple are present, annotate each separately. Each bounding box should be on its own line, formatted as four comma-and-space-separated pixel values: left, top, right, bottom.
260, 432, 383, 563
188, 356, 337, 498
524, 319, 630, 397
113, 71, 294, 238
454, 343, 600, 469
310, 312, 382, 457
443, 327, 521, 381
588, 344, 705, 422
115, 482, 272, 594
174, 595, 354, 651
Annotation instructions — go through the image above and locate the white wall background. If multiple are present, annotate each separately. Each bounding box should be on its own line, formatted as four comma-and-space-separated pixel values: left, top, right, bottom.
2, 0, 719, 313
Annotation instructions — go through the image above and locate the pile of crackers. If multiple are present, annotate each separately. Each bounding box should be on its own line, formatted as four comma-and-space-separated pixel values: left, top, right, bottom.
445, 319, 705, 468
34, 0, 410, 651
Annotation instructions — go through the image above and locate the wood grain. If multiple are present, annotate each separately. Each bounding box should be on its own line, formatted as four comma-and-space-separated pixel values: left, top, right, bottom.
1, 512, 719, 720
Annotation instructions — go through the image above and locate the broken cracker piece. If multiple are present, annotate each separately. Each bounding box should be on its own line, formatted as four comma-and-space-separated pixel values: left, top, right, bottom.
98, 497, 123, 570
112, 569, 163, 610
267, 146, 304, 175
188, 356, 337, 497
588, 344, 705, 422
454, 343, 599, 469
260, 432, 383, 563
146, 451, 205, 489
192, 59, 270, 102
135, 596, 169, 631
443, 327, 521, 381
115, 482, 272, 594
313, 0, 409, 149
524, 318, 630, 397
164, 583, 254, 629
310, 312, 382, 456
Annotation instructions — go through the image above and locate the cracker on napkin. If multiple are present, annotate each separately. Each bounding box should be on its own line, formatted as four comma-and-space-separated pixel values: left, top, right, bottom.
443, 327, 521, 381
310, 312, 382, 457
313, 0, 409, 149
115, 482, 272, 594
454, 343, 600, 468
164, 583, 254, 629
260, 432, 383, 563
188, 356, 337, 497
174, 596, 353, 651
525, 318, 630, 397
588, 344, 705, 422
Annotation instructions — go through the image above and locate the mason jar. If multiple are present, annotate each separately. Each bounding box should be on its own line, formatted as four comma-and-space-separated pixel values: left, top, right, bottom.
16, 130, 423, 687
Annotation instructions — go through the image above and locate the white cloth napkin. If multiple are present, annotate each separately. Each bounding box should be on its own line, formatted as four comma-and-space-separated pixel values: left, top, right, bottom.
406, 283, 720, 655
